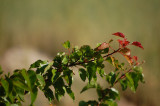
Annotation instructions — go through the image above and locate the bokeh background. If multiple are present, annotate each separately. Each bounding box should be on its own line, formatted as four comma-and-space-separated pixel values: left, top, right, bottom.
0, 0, 160, 106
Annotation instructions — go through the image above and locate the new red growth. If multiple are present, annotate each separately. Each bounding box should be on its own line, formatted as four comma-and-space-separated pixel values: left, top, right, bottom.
112, 32, 125, 38
118, 39, 130, 48
132, 41, 144, 49
112, 32, 144, 65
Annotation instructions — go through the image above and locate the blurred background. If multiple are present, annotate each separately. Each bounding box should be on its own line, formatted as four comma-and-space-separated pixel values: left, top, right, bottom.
0, 0, 160, 106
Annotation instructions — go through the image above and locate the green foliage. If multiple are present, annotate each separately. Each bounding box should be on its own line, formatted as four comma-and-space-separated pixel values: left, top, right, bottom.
79, 68, 87, 82
86, 62, 97, 83
80, 82, 97, 93
0, 33, 145, 106
65, 86, 75, 100
63, 40, 70, 49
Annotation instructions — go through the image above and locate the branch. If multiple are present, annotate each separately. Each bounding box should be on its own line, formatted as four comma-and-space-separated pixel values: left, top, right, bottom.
103, 48, 121, 58
68, 48, 121, 67
112, 68, 132, 87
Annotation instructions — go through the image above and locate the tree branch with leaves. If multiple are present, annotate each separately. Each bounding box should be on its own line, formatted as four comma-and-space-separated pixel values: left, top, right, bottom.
0, 32, 144, 106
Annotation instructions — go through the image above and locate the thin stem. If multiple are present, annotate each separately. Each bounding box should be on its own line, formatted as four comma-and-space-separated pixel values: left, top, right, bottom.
103, 48, 121, 58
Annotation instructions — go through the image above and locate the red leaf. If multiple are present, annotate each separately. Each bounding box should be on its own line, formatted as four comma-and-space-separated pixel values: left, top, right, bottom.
118, 38, 130, 48
133, 56, 138, 61
112, 32, 125, 38
132, 41, 144, 49
117, 39, 123, 45
133, 56, 139, 65
96, 42, 109, 51
119, 47, 131, 56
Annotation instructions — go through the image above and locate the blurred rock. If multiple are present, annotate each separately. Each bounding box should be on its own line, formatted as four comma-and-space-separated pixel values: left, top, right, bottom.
0, 47, 50, 73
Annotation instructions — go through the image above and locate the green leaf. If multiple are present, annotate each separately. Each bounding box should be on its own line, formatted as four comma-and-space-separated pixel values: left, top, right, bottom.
69, 50, 82, 63
12, 76, 29, 91
30, 86, 38, 105
125, 71, 144, 93
6, 78, 13, 93
96, 43, 102, 47
101, 48, 109, 54
106, 56, 113, 65
99, 103, 108, 106
62, 56, 68, 65
53, 78, 65, 101
80, 45, 91, 53
120, 79, 128, 91
79, 101, 88, 106
36, 74, 45, 89
133, 66, 143, 73
21, 69, 38, 105
14, 87, 25, 102
55, 87, 65, 101
97, 67, 105, 77
96, 56, 104, 66
102, 99, 117, 106
1, 78, 9, 96
51, 69, 57, 82
1, 78, 14, 103
43, 61, 53, 74
125, 73, 135, 92
131, 72, 139, 90
53, 53, 64, 68
21, 69, 31, 88
96, 84, 103, 98
80, 82, 97, 93
126, 71, 144, 92
139, 73, 145, 83
87, 62, 97, 83
63, 69, 73, 87
0, 86, 6, 96
65, 86, 75, 101
30, 60, 47, 68
87, 100, 98, 106
131, 72, 144, 90
99, 88, 119, 103
80, 45, 94, 59
44, 88, 54, 103
106, 72, 116, 86
0, 66, 3, 75
28, 70, 37, 89
79, 68, 87, 82
63, 40, 70, 49
93, 74, 97, 83
52, 72, 61, 84
109, 88, 120, 100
